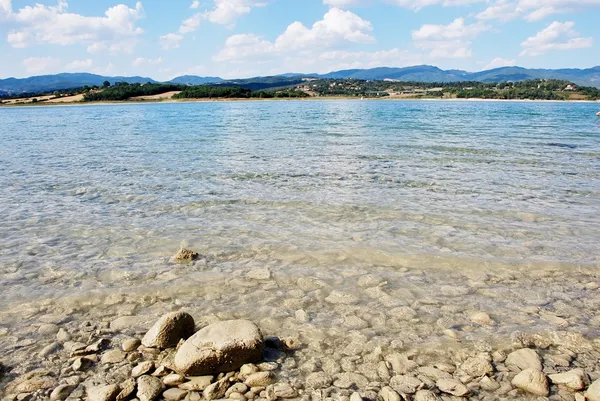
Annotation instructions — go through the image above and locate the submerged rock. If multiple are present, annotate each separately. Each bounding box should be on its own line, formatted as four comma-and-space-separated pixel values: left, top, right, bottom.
142, 311, 195, 349
174, 248, 199, 262
174, 320, 264, 376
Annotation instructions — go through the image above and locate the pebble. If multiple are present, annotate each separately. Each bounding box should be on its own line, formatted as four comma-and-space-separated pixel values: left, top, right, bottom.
163, 373, 185, 386
586, 379, 600, 401
132, 361, 155, 377
16, 376, 57, 393
306, 372, 332, 389
469, 311, 495, 325
122, 338, 141, 352
116, 378, 136, 401
203, 378, 229, 401
506, 348, 542, 372
378, 386, 401, 401
141, 312, 195, 349
50, 384, 75, 401
178, 376, 214, 391
414, 390, 440, 401
101, 349, 127, 364
549, 369, 587, 390
389, 375, 423, 394
38, 324, 60, 335
163, 388, 188, 401
511, 368, 549, 396
39, 342, 61, 357
246, 268, 271, 280
244, 372, 275, 387
56, 328, 72, 343
436, 378, 469, 396
137, 375, 165, 401
87, 384, 121, 401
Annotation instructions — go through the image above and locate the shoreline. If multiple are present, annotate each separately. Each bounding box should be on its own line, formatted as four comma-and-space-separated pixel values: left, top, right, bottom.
1, 96, 599, 108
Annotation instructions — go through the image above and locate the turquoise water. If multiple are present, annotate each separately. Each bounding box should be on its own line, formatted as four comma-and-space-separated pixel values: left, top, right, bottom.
1, 100, 600, 347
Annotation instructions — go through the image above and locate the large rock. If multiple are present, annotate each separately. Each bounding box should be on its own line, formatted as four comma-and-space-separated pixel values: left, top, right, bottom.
506, 348, 542, 372
511, 368, 549, 396
174, 320, 264, 376
142, 312, 195, 349
436, 378, 469, 397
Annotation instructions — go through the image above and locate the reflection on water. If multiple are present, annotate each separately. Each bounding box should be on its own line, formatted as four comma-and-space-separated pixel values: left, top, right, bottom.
0, 100, 600, 363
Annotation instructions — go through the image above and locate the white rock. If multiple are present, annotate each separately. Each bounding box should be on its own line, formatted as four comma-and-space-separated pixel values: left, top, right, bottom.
121, 338, 141, 352
436, 378, 469, 397
174, 320, 264, 376
137, 375, 165, 401
511, 368, 549, 396
506, 348, 542, 372
50, 384, 75, 401
378, 386, 401, 401
132, 361, 155, 378
163, 388, 188, 401
101, 349, 126, 364
549, 369, 588, 391
141, 312, 195, 349
178, 376, 214, 391
389, 375, 422, 394
203, 378, 229, 401
163, 373, 185, 386
87, 384, 120, 401
469, 311, 494, 325
413, 390, 440, 401
586, 379, 600, 401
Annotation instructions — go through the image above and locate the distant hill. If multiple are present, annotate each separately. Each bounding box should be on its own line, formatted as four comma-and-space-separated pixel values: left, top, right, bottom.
168, 75, 223, 85
2, 65, 599, 94
0, 73, 159, 94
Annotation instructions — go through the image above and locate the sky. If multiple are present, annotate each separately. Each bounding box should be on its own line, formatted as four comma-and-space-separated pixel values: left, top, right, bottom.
0, 0, 598, 80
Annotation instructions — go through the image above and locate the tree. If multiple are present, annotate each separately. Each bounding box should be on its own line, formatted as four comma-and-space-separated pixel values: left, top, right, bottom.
103, 81, 111, 88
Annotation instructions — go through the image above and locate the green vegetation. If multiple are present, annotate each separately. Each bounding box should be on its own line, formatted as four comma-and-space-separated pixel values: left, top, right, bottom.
172, 85, 308, 99
309, 78, 600, 100
83, 82, 185, 101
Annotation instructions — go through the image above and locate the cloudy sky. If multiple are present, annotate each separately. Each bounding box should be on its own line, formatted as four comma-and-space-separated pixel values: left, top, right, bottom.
0, 0, 598, 80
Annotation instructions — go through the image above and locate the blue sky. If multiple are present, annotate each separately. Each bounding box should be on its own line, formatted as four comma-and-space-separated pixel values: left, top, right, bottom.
0, 0, 598, 80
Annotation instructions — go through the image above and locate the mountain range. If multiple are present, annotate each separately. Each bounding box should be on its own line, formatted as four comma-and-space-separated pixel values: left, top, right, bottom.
1, 65, 599, 95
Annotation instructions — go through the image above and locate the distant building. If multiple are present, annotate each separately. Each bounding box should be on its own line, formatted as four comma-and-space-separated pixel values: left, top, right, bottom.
564, 84, 577, 91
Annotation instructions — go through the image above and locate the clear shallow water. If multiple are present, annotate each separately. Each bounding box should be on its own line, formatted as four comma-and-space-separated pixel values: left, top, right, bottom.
1, 100, 600, 369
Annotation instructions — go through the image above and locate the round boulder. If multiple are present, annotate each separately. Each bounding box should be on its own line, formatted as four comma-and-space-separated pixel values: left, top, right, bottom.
174, 320, 264, 376
142, 312, 195, 349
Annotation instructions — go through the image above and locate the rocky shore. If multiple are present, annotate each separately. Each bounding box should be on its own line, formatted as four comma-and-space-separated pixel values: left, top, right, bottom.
2, 251, 600, 401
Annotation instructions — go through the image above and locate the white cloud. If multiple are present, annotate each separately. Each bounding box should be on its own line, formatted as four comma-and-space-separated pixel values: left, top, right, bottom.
4, 0, 144, 53
0, 0, 12, 17
412, 18, 489, 58
22, 56, 61, 75
214, 8, 374, 62
65, 58, 92, 71
190, 0, 200, 8
179, 13, 203, 33
160, 33, 184, 49
520, 21, 593, 56
132, 57, 164, 67
483, 57, 516, 69
477, 0, 600, 21
324, 0, 484, 11
7, 30, 31, 48
207, 0, 266, 26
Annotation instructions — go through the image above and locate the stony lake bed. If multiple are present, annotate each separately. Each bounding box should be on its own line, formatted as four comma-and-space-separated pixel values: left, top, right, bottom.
1, 101, 600, 400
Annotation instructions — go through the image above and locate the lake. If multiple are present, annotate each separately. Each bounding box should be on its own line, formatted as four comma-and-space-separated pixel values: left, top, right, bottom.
1, 99, 600, 398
